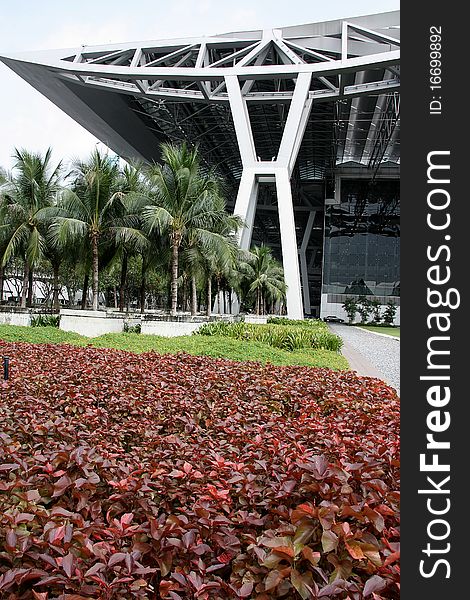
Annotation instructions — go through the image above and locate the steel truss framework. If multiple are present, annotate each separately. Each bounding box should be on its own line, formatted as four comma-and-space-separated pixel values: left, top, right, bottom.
1, 11, 400, 318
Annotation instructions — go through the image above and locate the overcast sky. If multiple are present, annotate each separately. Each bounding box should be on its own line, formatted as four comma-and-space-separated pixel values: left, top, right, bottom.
0, 0, 399, 170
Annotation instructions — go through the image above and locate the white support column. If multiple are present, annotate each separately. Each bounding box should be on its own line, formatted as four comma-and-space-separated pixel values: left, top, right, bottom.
288, 97, 312, 175
233, 168, 258, 250
225, 75, 257, 166
275, 168, 304, 320
340, 22, 349, 96
276, 72, 313, 175
225, 73, 313, 320
299, 210, 316, 314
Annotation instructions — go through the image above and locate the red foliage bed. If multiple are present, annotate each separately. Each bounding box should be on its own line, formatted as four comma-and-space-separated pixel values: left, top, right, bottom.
0, 341, 400, 599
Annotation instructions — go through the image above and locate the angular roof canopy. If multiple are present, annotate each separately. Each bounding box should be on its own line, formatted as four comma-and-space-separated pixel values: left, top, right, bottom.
0, 11, 400, 183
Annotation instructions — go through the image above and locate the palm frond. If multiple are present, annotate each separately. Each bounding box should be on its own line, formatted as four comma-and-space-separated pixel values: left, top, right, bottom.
142, 205, 173, 235
49, 217, 89, 248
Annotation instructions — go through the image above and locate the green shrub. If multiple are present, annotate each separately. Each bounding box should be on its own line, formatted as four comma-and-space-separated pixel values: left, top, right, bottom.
124, 322, 141, 334
267, 316, 326, 328
383, 301, 398, 325
30, 314, 60, 328
356, 296, 372, 324
342, 297, 358, 324
196, 321, 342, 352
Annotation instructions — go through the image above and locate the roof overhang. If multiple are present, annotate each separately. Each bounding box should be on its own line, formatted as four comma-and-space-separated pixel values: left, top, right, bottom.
1, 10, 400, 178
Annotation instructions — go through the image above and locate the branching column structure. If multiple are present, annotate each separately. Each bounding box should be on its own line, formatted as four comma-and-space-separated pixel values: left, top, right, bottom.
1, 12, 400, 319
226, 73, 313, 319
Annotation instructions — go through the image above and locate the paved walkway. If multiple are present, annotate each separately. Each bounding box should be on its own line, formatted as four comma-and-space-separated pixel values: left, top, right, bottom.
329, 324, 400, 394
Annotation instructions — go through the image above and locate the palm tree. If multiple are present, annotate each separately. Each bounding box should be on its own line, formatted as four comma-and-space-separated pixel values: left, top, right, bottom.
143, 142, 239, 316
0, 236, 7, 304
237, 245, 286, 315
182, 194, 242, 316
0, 148, 61, 308
48, 149, 146, 311
114, 162, 150, 312
44, 245, 62, 310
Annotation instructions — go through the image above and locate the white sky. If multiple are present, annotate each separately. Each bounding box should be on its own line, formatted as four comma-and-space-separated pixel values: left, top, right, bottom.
0, 0, 399, 170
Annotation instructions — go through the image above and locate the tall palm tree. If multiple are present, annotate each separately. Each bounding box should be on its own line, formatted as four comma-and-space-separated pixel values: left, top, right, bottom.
115, 162, 150, 312
0, 167, 6, 304
48, 149, 146, 311
182, 194, 242, 316
237, 245, 286, 315
0, 148, 61, 308
143, 142, 239, 316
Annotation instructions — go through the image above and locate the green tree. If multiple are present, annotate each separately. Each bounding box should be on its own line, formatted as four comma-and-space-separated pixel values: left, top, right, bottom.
357, 295, 372, 324
383, 301, 398, 325
114, 162, 150, 312
237, 245, 286, 315
0, 148, 61, 308
143, 142, 237, 316
342, 297, 358, 325
182, 193, 242, 316
48, 149, 145, 311
369, 298, 382, 324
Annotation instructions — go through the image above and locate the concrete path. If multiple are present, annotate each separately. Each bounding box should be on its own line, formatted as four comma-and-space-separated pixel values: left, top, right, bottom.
329, 324, 400, 394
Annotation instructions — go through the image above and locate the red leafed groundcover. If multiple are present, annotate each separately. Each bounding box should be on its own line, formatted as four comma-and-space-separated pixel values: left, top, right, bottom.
0, 340, 399, 599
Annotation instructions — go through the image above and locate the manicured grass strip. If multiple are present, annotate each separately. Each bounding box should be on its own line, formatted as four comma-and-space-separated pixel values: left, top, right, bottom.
0, 325, 348, 370
0, 324, 87, 345
356, 325, 400, 338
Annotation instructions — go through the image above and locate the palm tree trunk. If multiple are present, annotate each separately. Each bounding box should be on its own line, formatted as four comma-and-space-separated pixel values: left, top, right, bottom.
27, 268, 34, 307
21, 262, 30, 308
91, 234, 99, 311
206, 276, 212, 317
0, 264, 4, 304
140, 277, 146, 313
191, 274, 197, 316
216, 277, 221, 314
67, 286, 74, 308
140, 256, 147, 314
170, 238, 180, 316
256, 288, 260, 316
53, 263, 60, 311
81, 273, 89, 309
119, 252, 128, 312
182, 278, 187, 313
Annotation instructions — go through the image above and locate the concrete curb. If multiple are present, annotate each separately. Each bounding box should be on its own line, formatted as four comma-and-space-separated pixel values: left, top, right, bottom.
355, 327, 400, 341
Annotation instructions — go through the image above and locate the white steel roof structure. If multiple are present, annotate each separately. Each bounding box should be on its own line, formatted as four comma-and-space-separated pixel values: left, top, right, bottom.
0, 10, 400, 319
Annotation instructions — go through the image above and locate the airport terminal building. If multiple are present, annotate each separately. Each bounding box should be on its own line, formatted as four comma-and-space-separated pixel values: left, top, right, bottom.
1, 11, 400, 320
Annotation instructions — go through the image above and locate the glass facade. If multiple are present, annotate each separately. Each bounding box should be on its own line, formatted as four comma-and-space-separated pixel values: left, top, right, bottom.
323, 179, 400, 297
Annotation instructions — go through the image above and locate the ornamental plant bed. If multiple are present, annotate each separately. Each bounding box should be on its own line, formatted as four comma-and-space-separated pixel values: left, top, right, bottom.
196, 322, 342, 353
0, 341, 400, 599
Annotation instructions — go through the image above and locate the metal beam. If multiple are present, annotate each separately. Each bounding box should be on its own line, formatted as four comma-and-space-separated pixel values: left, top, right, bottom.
347, 22, 400, 46
39, 49, 400, 81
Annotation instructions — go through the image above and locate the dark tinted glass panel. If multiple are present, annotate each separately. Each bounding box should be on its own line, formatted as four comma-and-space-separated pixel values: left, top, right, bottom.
323, 179, 400, 296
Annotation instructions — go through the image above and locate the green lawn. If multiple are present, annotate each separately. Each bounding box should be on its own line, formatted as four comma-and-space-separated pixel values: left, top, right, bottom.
0, 324, 348, 370
356, 325, 400, 338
